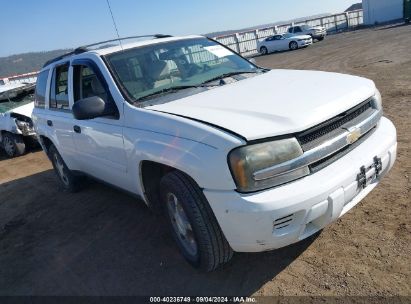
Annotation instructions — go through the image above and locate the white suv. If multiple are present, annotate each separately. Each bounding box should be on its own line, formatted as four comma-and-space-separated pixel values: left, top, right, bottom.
32, 35, 397, 271
288, 24, 327, 41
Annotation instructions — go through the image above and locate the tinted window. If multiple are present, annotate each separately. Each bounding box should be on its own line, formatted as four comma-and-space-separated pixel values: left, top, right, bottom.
34, 70, 49, 108
295, 26, 302, 32
73, 65, 109, 103
50, 64, 70, 110
288, 27, 293, 33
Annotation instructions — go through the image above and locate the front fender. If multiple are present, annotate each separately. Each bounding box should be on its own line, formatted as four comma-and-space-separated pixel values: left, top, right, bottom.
124, 128, 238, 194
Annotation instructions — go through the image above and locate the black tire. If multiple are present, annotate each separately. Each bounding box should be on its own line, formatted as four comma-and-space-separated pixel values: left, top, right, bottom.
160, 171, 233, 271
289, 41, 298, 50
48, 144, 84, 192
260, 46, 268, 55
317, 37, 325, 41
2, 132, 25, 158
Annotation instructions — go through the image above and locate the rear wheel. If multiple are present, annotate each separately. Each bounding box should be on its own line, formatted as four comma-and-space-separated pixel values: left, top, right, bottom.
2, 132, 25, 158
49, 144, 84, 192
160, 171, 233, 271
289, 41, 298, 50
260, 46, 268, 55
317, 37, 325, 41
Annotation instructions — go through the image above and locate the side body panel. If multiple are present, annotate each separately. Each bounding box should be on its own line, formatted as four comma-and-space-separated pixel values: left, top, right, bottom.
69, 55, 128, 188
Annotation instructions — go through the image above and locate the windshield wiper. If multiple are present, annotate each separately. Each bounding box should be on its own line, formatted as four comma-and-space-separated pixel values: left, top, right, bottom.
136, 85, 201, 101
201, 70, 259, 85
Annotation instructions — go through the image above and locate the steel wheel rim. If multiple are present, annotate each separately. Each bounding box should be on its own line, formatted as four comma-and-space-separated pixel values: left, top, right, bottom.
291, 42, 298, 50
166, 192, 198, 257
3, 136, 15, 156
54, 154, 69, 186
261, 47, 267, 54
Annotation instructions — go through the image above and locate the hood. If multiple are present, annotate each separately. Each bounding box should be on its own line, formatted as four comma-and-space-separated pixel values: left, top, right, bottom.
148, 70, 376, 141
9, 102, 34, 117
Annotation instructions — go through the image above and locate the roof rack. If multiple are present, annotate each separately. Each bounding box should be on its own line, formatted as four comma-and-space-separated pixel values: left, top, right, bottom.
42, 48, 87, 68
43, 34, 173, 68
77, 34, 173, 50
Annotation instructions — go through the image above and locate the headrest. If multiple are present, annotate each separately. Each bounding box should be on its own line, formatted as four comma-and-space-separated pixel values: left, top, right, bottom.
147, 60, 170, 80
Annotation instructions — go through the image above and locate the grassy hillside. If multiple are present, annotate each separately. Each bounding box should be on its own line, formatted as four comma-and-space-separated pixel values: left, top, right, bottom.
0, 49, 71, 78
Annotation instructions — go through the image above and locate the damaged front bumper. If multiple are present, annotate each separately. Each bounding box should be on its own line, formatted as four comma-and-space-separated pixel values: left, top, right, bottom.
204, 117, 397, 252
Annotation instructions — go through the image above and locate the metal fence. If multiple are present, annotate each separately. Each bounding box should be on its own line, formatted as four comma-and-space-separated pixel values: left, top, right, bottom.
214, 10, 364, 57
2, 72, 38, 85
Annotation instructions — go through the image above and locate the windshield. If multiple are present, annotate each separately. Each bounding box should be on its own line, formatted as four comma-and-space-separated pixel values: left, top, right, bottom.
105, 37, 258, 102
0, 94, 34, 113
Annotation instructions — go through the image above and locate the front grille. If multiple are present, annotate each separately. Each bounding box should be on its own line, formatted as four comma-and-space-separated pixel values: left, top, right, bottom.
309, 127, 376, 173
296, 98, 378, 173
298, 99, 373, 151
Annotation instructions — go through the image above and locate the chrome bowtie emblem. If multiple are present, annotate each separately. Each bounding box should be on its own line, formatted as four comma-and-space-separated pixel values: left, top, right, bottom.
346, 127, 361, 144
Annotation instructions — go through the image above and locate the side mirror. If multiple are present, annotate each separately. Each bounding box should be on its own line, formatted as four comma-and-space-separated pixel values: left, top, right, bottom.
72, 96, 115, 120
249, 58, 257, 64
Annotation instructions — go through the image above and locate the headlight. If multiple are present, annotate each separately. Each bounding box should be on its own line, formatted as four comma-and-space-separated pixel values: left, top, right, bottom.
228, 138, 309, 192
372, 89, 382, 111
15, 120, 28, 129
15, 119, 32, 133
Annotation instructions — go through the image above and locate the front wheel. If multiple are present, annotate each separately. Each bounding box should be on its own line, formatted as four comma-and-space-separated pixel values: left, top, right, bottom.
317, 37, 325, 41
160, 171, 233, 271
289, 41, 298, 50
2, 132, 25, 158
260, 46, 268, 55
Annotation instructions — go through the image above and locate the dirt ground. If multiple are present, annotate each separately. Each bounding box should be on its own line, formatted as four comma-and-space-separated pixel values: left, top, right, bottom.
0, 24, 410, 296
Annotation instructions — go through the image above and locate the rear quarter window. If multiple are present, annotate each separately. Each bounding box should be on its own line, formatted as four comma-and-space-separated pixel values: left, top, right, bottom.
35, 69, 49, 108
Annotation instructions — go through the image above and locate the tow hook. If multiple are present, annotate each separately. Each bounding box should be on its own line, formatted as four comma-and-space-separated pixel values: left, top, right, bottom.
357, 166, 367, 189
373, 156, 383, 176
357, 156, 383, 189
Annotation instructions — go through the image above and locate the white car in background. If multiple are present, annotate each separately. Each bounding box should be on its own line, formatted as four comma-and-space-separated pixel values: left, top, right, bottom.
257, 33, 312, 55
0, 96, 36, 157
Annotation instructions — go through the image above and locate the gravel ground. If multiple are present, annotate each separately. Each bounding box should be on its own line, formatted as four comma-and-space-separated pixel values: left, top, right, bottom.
0, 23, 410, 296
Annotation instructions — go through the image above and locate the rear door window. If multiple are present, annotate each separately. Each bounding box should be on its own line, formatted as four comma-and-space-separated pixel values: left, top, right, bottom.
34, 69, 49, 108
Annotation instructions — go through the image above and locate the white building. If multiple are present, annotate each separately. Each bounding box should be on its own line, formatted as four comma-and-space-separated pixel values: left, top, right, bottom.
363, 0, 404, 24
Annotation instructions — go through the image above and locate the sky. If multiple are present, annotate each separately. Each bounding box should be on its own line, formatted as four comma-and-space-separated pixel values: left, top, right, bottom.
0, 0, 358, 57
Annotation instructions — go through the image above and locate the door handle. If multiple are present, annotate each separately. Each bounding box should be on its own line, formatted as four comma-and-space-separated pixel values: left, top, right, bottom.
47, 120, 53, 127
73, 125, 81, 133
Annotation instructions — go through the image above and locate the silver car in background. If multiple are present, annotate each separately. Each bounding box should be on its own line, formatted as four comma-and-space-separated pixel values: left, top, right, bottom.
257, 34, 312, 55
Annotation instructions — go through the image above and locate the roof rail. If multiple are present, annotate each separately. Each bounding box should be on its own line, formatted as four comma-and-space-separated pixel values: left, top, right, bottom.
42, 48, 87, 68
78, 34, 173, 49
42, 34, 173, 68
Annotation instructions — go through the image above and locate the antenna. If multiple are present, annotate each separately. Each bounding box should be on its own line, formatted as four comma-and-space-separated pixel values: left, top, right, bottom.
105, 0, 124, 51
